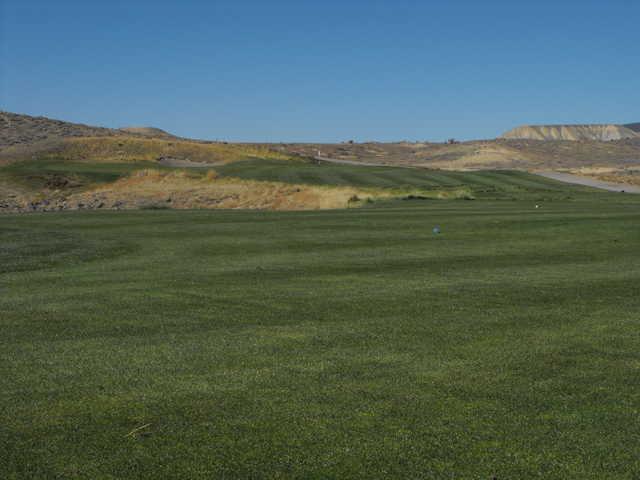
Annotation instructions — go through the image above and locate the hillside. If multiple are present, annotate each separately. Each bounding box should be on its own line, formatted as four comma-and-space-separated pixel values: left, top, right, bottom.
119, 126, 178, 138
0, 111, 120, 148
3, 111, 639, 172
279, 138, 640, 171
0, 111, 294, 167
2, 110, 640, 213
0, 112, 181, 150
625, 123, 640, 133
500, 124, 639, 141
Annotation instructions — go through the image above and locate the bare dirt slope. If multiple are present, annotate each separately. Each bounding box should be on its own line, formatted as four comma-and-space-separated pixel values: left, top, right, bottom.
280, 141, 529, 169
279, 138, 640, 171
500, 124, 639, 141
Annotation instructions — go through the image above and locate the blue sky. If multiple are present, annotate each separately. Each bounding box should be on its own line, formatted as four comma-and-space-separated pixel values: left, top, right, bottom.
1, 0, 638, 142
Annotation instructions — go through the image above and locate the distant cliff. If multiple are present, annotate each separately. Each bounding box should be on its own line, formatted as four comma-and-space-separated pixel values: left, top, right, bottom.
501, 124, 639, 141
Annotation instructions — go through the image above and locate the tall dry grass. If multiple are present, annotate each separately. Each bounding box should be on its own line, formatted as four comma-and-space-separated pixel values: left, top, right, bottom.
0, 136, 298, 165
68, 169, 470, 211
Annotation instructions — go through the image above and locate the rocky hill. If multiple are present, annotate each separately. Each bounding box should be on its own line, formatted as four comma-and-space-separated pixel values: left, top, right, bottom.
119, 126, 178, 139
2, 110, 640, 187
0, 112, 179, 148
501, 124, 639, 142
0, 111, 120, 148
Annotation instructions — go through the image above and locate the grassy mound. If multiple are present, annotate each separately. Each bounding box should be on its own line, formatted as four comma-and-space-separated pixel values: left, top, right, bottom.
215, 158, 606, 200
65, 169, 471, 211
0, 149, 634, 213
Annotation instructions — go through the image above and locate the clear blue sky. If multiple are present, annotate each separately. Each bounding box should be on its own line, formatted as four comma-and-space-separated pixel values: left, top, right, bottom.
1, 0, 638, 142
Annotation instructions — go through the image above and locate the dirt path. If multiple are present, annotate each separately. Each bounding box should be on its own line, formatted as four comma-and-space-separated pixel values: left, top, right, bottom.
534, 171, 640, 193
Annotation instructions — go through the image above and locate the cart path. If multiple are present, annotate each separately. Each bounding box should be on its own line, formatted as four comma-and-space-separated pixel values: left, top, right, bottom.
534, 171, 640, 193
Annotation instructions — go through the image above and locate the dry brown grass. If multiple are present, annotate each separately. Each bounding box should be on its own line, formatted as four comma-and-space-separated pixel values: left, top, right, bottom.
0, 179, 30, 209
279, 141, 534, 170
581, 173, 640, 187
279, 139, 640, 171
65, 169, 467, 211
0, 136, 298, 166
54, 137, 297, 164
568, 166, 640, 186
596, 175, 640, 186
419, 143, 530, 170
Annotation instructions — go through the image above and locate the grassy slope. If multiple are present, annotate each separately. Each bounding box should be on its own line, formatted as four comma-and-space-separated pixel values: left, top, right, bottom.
1, 156, 607, 203
216, 158, 605, 200
0, 159, 162, 192
2, 198, 640, 479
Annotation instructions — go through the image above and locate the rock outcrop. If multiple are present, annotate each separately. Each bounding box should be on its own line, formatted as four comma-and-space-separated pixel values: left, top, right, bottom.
501, 124, 639, 141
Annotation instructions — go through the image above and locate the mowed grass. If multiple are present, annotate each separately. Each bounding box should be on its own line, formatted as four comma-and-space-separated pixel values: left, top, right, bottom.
1, 156, 609, 202
215, 158, 604, 200
0, 159, 162, 191
2, 198, 640, 479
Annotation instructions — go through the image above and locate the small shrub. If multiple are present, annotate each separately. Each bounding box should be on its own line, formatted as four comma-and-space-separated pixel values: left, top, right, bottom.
404, 194, 430, 201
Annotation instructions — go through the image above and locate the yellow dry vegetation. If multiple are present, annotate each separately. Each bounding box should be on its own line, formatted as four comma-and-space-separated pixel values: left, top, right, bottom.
50, 136, 296, 164
118, 127, 174, 137
68, 169, 470, 211
420, 143, 529, 170
595, 175, 640, 186
0, 179, 30, 207
582, 173, 640, 187
569, 167, 640, 187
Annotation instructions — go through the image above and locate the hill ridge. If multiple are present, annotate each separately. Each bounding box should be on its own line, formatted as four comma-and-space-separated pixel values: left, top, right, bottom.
118, 126, 178, 139
0, 111, 120, 147
501, 124, 639, 141
0, 111, 180, 148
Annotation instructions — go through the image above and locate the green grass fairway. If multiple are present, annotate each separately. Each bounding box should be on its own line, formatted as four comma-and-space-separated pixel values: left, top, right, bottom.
215, 158, 602, 200
0, 159, 162, 192
2, 199, 640, 478
1, 156, 611, 201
